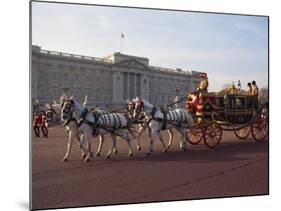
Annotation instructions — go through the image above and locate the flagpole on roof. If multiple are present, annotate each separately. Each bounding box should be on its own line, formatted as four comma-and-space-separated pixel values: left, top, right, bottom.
121, 32, 124, 53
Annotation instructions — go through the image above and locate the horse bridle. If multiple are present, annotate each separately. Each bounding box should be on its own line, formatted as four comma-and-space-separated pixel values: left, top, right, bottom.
46, 108, 55, 123
132, 99, 146, 121
61, 100, 77, 126
127, 100, 135, 118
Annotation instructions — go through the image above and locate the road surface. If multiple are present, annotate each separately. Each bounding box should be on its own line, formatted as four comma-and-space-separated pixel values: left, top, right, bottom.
31, 125, 268, 210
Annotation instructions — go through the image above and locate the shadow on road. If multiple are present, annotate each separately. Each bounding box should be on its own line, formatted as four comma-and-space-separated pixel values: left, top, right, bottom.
107, 141, 269, 164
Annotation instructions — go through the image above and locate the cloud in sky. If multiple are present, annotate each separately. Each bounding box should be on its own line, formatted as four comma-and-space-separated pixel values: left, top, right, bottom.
32, 2, 268, 91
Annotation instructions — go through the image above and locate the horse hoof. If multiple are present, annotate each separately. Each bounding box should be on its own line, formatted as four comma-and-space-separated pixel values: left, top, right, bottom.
180, 147, 187, 152
95, 152, 100, 157
128, 153, 133, 158
137, 146, 141, 151
81, 154, 86, 159
84, 158, 90, 162
62, 157, 68, 162
114, 150, 118, 154
105, 155, 111, 159
163, 149, 167, 153
90, 152, 94, 158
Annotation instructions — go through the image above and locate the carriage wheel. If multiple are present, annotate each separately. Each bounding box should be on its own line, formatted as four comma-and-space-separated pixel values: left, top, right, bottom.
234, 126, 250, 139
203, 121, 223, 148
251, 114, 268, 142
187, 124, 203, 145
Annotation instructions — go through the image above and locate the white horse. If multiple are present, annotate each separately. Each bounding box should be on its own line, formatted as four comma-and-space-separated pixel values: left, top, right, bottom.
127, 99, 174, 152
46, 100, 122, 161
45, 99, 95, 162
61, 96, 134, 162
131, 97, 194, 155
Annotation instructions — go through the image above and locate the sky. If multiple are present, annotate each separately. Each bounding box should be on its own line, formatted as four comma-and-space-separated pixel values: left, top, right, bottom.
32, 2, 268, 91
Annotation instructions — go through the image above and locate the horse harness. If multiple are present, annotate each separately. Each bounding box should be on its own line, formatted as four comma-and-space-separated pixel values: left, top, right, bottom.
77, 107, 129, 137
61, 100, 78, 127
143, 105, 188, 130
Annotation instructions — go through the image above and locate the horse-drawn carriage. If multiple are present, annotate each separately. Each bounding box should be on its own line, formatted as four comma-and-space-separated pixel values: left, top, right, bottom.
186, 90, 268, 148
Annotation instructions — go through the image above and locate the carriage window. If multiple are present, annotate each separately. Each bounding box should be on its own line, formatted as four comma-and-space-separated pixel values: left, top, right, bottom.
236, 98, 245, 109
246, 98, 254, 109
229, 96, 236, 109
216, 97, 224, 107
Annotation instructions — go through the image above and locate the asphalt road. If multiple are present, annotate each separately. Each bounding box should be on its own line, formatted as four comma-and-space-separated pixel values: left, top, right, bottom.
31, 125, 268, 210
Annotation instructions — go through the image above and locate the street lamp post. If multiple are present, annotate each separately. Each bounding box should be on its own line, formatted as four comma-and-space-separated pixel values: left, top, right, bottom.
173, 86, 180, 109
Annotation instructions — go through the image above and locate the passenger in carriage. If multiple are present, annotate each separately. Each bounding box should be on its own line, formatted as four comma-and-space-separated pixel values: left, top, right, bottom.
251, 81, 259, 96
237, 80, 241, 90
246, 82, 252, 94
251, 81, 259, 110
228, 82, 238, 95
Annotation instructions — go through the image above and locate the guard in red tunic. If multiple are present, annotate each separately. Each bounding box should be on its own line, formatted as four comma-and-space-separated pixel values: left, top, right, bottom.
41, 111, 48, 137
33, 112, 41, 137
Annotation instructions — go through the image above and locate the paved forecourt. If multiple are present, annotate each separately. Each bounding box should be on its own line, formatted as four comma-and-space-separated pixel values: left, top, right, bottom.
31, 125, 268, 210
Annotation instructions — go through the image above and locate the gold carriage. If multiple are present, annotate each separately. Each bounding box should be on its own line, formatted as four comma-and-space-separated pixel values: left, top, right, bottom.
185, 89, 268, 148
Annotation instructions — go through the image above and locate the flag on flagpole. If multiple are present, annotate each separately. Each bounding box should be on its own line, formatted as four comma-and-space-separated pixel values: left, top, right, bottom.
121, 32, 124, 38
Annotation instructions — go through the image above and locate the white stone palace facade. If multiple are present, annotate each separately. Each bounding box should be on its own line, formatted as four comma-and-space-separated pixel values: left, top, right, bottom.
32, 45, 203, 108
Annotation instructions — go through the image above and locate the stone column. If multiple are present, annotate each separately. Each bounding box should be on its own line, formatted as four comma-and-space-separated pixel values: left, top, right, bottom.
112, 70, 123, 103
141, 74, 149, 100
127, 72, 130, 98
134, 73, 137, 97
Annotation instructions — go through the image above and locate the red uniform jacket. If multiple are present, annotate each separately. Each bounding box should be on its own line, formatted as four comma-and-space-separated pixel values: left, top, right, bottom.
41, 115, 47, 127
33, 115, 41, 127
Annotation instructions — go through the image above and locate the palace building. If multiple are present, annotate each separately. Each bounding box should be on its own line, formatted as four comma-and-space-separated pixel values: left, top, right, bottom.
31, 45, 203, 108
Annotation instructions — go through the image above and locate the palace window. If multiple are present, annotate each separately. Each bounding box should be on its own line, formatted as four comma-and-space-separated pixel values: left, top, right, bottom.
51, 85, 58, 100
64, 72, 68, 80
